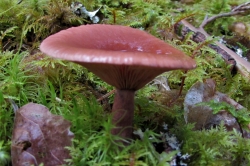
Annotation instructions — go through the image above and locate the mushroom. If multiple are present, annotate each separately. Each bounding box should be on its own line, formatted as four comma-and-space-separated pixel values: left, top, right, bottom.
40, 24, 196, 139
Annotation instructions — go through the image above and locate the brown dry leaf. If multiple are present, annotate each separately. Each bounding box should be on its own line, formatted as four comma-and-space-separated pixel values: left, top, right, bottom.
184, 79, 244, 130
11, 103, 74, 166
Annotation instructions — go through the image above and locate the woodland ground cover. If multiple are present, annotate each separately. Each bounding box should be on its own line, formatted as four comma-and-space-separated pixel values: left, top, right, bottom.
0, 0, 250, 165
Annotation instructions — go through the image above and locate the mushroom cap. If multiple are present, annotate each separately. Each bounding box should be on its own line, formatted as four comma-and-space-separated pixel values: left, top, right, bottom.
40, 24, 196, 90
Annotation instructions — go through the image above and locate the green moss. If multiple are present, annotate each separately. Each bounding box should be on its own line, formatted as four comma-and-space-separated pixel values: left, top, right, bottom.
0, 0, 250, 165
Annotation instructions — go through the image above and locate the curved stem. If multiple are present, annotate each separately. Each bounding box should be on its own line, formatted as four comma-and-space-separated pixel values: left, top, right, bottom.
111, 89, 135, 139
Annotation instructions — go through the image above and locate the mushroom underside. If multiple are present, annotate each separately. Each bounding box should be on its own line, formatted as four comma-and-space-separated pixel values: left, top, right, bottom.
78, 63, 171, 90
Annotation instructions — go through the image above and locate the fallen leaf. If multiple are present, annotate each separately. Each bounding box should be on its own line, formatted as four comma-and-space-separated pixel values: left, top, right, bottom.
184, 79, 243, 130
11, 103, 74, 166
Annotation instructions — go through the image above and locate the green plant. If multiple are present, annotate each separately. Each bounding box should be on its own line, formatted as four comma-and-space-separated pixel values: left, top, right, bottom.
0, 26, 17, 51
173, 123, 250, 165
66, 124, 167, 166
199, 100, 250, 131
0, 0, 84, 52
67, 94, 106, 137
0, 0, 250, 165
0, 141, 10, 166
0, 94, 14, 142
237, 42, 249, 57
0, 51, 39, 103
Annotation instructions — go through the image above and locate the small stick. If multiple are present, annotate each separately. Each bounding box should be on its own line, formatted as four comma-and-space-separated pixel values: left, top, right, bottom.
7, 98, 19, 114
97, 89, 116, 102
199, 2, 250, 29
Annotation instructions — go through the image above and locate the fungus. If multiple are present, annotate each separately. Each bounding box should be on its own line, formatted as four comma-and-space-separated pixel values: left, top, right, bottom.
40, 24, 196, 139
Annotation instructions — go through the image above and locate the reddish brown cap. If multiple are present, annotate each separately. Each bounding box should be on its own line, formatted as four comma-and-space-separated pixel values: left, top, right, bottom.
40, 24, 196, 90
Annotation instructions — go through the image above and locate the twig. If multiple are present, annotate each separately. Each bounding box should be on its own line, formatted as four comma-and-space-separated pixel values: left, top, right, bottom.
232, 1, 250, 12
7, 98, 19, 114
200, 11, 245, 28
175, 19, 250, 79
169, 38, 213, 106
199, 2, 250, 29
97, 89, 116, 102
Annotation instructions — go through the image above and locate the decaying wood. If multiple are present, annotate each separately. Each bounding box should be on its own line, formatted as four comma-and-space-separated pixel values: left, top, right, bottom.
174, 20, 250, 78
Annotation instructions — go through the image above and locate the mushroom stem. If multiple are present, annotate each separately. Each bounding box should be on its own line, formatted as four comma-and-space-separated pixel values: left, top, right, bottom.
111, 89, 135, 139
